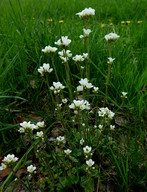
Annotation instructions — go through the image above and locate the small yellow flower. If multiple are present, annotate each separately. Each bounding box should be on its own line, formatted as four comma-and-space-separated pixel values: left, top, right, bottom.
126, 21, 131, 25
47, 18, 53, 23
101, 24, 105, 28
121, 21, 125, 24
109, 22, 113, 26
59, 20, 64, 24
137, 20, 142, 24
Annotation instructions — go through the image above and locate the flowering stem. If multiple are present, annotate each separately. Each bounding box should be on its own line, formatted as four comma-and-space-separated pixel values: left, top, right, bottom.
86, 37, 90, 79
104, 44, 112, 105
44, 75, 55, 109
12, 168, 31, 192
51, 55, 60, 82
85, 18, 90, 79
64, 51, 73, 100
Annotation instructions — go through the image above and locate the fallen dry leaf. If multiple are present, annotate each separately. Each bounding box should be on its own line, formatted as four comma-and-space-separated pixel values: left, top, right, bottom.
0, 167, 26, 178
115, 115, 129, 126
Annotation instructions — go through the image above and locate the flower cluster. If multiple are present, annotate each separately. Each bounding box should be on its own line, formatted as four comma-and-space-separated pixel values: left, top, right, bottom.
105, 32, 120, 43
58, 49, 72, 63
55, 103, 62, 111
80, 28, 92, 39
42, 45, 57, 54
18, 121, 37, 133
73, 55, 84, 63
50, 82, 65, 94
98, 107, 115, 120
18, 121, 45, 134
38, 63, 53, 76
55, 36, 71, 47
77, 78, 93, 91
69, 100, 90, 114
76, 7, 95, 19
0, 154, 18, 170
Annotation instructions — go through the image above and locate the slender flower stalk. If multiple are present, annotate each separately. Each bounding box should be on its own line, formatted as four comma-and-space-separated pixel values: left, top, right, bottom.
104, 32, 119, 105
105, 49, 113, 104
62, 48, 73, 100
51, 55, 60, 82
77, 8, 95, 79
44, 74, 55, 109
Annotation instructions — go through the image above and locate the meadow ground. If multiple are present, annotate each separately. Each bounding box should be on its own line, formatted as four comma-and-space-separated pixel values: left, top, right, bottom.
0, 0, 147, 191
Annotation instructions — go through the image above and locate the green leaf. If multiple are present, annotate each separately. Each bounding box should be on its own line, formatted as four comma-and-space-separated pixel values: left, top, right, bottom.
81, 176, 94, 192
70, 156, 79, 163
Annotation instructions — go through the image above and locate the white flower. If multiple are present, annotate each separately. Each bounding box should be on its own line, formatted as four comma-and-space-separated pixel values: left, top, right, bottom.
98, 125, 103, 129
76, 85, 83, 92
59, 56, 68, 63
58, 50, 72, 58
58, 49, 72, 63
82, 123, 85, 127
110, 125, 115, 131
94, 125, 97, 128
19, 121, 37, 133
93, 86, 99, 93
83, 146, 92, 154
83, 100, 91, 110
107, 57, 115, 64
73, 55, 84, 62
0, 163, 7, 170
36, 131, 44, 139
50, 82, 65, 94
69, 100, 90, 111
56, 136, 65, 145
56, 103, 62, 109
79, 78, 93, 89
76, 8, 95, 19
108, 111, 115, 119
62, 98, 68, 104
27, 165, 36, 174
19, 127, 25, 133
55, 36, 71, 47
121, 92, 128, 99
98, 107, 115, 120
64, 149, 72, 155
83, 53, 88, 60
36, 121, 45, 129
54, 39, 62, 46
3, 154, 18, 165
80, 138, 85, 145
38, 63, 53, 76
80, 35, 84, 39
86, 159, 95, 167
105, 32, 120, 42
80, 29, 92, 39
42, 45, 57, 54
